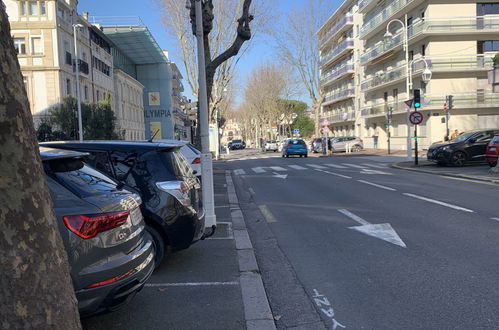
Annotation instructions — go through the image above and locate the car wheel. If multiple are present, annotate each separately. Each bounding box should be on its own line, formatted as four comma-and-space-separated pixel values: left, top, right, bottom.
304, 154, 308, 158
352, 145, 362, 152
146, 225, 165, 270
488, 162, 497, 168
286, 154, 289, 158
450, 151, 466, 167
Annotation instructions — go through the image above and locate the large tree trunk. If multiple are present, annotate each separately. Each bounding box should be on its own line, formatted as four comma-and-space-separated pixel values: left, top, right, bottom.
0, 4, 81, 329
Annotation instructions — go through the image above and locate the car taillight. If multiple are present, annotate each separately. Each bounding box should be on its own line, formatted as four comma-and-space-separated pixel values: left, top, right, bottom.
156, 181, 191, 206
287, 144, 292, 148
63, 211, 130, 239
192, 157, 201, 164
304, 143, 307, 149
359, 139, 363, 143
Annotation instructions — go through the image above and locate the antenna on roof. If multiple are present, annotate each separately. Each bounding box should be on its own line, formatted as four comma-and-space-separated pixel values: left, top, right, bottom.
147, 129, 160, 143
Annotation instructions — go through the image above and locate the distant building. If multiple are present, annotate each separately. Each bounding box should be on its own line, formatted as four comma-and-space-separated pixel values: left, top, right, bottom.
167, 57, 189, 141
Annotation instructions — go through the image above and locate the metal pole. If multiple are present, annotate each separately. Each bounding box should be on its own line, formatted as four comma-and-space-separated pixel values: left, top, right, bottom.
73, 24, 83, 142
404, 14, 412, 160
414, 124, 418, 165
195, 0, 216, 228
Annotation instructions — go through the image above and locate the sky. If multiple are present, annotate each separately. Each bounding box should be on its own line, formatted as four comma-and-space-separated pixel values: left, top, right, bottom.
79, 0, 340, 107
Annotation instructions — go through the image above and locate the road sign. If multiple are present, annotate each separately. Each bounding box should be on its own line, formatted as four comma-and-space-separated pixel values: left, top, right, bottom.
409, 111, 423, 125
293, 128, 300, 134
404, 99, 413, 108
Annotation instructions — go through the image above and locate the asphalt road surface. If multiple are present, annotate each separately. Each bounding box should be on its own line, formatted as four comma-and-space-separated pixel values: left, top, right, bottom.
221, 149, 499, 329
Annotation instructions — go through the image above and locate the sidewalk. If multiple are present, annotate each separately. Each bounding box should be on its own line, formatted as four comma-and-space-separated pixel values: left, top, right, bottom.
81, 169, 274, 330
392, 160, 499, 184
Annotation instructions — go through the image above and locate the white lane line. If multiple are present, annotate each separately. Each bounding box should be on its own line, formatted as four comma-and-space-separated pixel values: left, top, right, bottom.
492, 218, 499, 222
252, 167, 266, 173
342, 163, 368, 169
325, 163, 348, 169
288, 164, 307, 170
307, 164, 328, 169
145, 281, 239, 287
338, 209, 370, 225
269, 166, 287, 171
315, 169, 352, 179
215, 205, 229, 209
357, 180, 397, 191
403, 193, 474, 213
233, 169, 246, 175
248, 188, 256, 195
362, 163, 387, 169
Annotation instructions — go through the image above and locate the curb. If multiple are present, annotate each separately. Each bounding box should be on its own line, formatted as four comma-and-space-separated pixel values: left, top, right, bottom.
225, 171, 276, 330
391, 163, 499, 184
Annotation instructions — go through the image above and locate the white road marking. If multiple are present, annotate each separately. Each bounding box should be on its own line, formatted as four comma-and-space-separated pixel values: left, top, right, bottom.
307, 164, 328, 169
145, 281, 239, 287
360, 169, 392, 175
252, 167, 266, 173
233, 169, 246, 175
338, 209, 370, 225
314, 169, 352, 179
248, 188, 256, 195
272, 172, 288, 179
342, 163, 368, 169
357, 180, 397, 191
215, 205, 229, 208
288, 165, 307, 170
403, 193, 474, 213
312, 289, 346, 329
325, 164, 347, 169
491, 218, 499, 222
338, 209, 407, 248
269, 166, 287, 171
362, 163, 387, 169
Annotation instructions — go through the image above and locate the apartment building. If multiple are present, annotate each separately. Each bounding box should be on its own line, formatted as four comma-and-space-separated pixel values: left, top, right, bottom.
319, 0, 499, 150
5, 0, 114, 123
317, 0, 363, 138
168, 60, 190, 141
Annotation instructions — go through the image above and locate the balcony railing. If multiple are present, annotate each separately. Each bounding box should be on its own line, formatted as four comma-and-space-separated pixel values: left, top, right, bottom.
361, 65, 406, 91
358, 0, 377, 13
319, 15, 354, 48
319, 38, 354, 67
322, 111, 356, 123
360, 0, 416, 38
320, 62, 355, 86
415, 55, 494, 72
361, 92, 499, 117
361, 31, 403, 65
78, 59, 89, 75
324, 87, 355, 104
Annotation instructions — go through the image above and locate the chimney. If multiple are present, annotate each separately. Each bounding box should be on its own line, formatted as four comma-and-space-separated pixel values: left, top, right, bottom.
82, 12, 89, 20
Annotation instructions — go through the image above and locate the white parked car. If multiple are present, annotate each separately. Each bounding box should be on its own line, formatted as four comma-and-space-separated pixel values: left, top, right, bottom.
263, 140, 278, 152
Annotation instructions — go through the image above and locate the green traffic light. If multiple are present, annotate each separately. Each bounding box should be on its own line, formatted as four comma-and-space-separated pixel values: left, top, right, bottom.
414, 102, 421, 108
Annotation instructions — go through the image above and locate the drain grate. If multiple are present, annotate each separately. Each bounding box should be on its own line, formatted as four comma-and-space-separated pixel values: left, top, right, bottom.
206, 222, 233, 240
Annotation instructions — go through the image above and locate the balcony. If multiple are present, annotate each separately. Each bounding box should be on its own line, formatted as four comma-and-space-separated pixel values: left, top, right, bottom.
319, 38, 354, 68
414, 54, 494, 72
360, 0, 417, 39
323, 86, 355, 106
358, 0, 378, 14
361, 30, 403, 65
319, 15, 354, 49
361, 65, 406, 91
360, 92, 499, 117
320, 62, 355, 87
322, 111, 356, 124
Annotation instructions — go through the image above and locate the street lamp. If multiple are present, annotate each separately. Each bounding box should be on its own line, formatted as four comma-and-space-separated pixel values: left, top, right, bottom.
73, 23, 84, 141
385, 16, 411, 160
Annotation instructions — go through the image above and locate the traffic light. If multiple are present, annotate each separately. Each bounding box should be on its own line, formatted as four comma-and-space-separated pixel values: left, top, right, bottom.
413, 89, 421, 109
447, 95, 453, 110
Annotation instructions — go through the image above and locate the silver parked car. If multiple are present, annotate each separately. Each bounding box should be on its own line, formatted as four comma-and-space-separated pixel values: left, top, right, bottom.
330, 137, 363, 152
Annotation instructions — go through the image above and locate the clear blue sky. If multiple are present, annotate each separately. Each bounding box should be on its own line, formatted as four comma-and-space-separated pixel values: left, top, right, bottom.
79, 0, 339, 105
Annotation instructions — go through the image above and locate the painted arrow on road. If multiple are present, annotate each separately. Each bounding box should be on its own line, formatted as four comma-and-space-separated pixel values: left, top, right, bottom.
338, 209, 406, 248
272, 172, 288, 179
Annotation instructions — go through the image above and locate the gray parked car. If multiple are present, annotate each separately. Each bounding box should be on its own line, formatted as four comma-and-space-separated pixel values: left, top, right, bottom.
330, 137, 363, 152
42, 147, 155, 317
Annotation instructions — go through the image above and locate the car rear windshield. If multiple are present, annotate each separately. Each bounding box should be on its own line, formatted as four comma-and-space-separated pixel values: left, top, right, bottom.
289, 139, 305, 145
45, 158, 118, 198
492, 135, 499, 143
157, 149, 194, 179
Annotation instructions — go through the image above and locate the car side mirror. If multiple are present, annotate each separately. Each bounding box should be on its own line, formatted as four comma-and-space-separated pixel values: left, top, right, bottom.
192, 170, 198, 175
468, 138, 476, 144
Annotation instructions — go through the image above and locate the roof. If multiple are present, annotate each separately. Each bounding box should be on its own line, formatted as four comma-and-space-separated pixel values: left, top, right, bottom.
39, 147, 89, 161
39, 141, 180, 153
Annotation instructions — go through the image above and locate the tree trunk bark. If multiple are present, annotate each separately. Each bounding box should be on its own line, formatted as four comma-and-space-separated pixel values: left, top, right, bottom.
0, 4, 82, 329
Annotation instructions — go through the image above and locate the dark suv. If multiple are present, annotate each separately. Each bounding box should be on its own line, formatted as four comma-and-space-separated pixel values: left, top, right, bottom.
427, 129, 499, 166
229, 139, 245, 150
41, 147, 154, 317
40, 141, 205, 267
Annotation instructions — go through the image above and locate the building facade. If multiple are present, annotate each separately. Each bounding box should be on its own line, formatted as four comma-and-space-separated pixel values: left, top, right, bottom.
168, 59, 190, 141
319, 0, 499, 150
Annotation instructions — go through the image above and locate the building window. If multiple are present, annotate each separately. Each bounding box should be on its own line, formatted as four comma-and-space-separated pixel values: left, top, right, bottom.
478, 3, 499, 15
96, 90, 100, 101
40, 1, 46, 15
57, 5, 65, 19
28, 1, 39, 15
409, 50, 414, 61
84, 86, 88, 100
66, 79, 71, 95
31, 37, 43, 55
20, 1, 27, 15
421, 44, 426, 56
13, 38, 26, 55
478, 40, 499, 53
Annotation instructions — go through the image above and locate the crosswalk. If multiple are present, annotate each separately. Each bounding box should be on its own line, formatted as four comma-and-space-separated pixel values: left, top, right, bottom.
233, 162, 391, 176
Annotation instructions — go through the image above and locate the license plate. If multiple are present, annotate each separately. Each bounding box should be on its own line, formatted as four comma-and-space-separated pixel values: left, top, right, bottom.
130, 208, 142, 226
490, 147, 497, 151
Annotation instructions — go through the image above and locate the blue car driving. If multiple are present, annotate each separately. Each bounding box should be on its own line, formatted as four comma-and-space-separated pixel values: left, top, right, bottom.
282, 138, 308, 158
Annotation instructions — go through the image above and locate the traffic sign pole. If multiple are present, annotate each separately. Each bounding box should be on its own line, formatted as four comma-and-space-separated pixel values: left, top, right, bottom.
414, 124, 418, 165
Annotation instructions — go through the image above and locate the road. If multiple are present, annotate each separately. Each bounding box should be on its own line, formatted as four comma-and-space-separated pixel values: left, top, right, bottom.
221, 148, 499, 329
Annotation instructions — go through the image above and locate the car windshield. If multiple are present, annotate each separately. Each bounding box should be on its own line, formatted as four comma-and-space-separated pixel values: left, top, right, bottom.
450, 132, 474, 143
232, 140, 242, 143
289, 139, 305, 145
